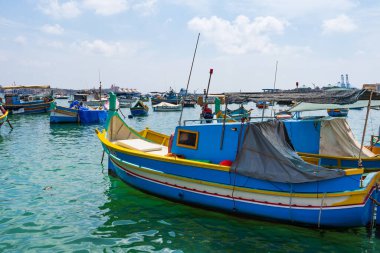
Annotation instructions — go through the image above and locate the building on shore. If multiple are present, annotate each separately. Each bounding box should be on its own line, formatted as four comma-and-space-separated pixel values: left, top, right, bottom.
362, 83, 380, 92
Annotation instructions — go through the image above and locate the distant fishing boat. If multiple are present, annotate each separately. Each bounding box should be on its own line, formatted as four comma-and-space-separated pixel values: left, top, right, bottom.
275, 111, 292, 119
69, 93, 107, 107
151, 88, 181, 105
50, 100, 107, 124
256, 101, 270, 109
183, 98, 197, 108
54, 94, 70, 99
130, 100, 149, 116
1, 85, 54, 114
368, 132, 380, 154
153, 102, 182, 112
96, 93, 380, 228
327, 108, 349, 117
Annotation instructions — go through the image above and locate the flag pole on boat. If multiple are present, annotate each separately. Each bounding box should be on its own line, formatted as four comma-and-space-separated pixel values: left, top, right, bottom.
358, 89, 374, 167
271, 60, 278, 117
178, 33, 200, 126
98, 70, 103, 107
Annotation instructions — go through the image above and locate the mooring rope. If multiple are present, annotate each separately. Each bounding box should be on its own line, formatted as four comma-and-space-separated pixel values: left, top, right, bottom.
318, 192, 327, 228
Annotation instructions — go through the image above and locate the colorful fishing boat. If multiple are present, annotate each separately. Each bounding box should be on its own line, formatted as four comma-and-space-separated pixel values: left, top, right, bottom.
54, 94, 70, 99
256, 101, 270, 109
327, 108, 349, 117
183, 98, 197, 108
50, 101, 107, 124
1, 85, 54, 114
130, 100, 149, 116
153, 102, 182, 112
368, 133, 380, 154
213, 97, 252, 122
151, 88, 181, 105
96, 93, 380, 228
69, 93, 108, 107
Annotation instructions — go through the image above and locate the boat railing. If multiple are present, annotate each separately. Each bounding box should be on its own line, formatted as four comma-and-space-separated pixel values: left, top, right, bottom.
183, 116, 275, 126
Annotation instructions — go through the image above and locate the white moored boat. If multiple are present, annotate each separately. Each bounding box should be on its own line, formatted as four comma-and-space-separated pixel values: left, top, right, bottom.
153, 102, 182, 112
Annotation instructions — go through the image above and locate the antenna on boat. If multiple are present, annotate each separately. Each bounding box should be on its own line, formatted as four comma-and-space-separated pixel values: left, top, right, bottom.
271, 60, 278, 117
98, 70, 103, 107
178, 33, 200, 126
358, 90, 374, 167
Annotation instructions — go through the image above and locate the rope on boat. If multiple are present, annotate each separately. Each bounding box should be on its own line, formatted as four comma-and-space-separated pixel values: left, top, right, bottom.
101, 150, 105, 165
369, 184, 379, 229
369, 197, 380, 206
318, 192, 327, 228
118, 108, 127, 119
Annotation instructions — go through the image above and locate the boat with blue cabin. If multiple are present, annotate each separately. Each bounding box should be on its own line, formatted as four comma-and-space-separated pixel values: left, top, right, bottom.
96, 93, 380, 228
0, 85, 54, 114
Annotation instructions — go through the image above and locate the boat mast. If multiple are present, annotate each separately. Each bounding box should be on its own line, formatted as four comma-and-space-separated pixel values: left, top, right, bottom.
98, 70, 102, 106
271, 60, 278, 117
178, 33, 200, 126
358, 90, 373, 167
205, 68, 213, 102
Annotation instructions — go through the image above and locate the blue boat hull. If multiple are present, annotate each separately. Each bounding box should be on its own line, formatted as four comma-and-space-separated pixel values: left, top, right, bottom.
106, 151, 379, 228
50, 105, 106, 124
130, 108, 148, 116
4, 101, 53, 114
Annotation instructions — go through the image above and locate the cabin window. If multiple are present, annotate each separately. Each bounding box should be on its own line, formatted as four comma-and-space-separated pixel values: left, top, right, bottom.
177, 130, 198, 149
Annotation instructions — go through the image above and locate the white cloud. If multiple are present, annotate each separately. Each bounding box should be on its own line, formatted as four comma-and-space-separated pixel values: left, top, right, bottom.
188, 15, 288, 54
322, 15, 357, 33
14, 36, 27, 45
83, 0, 128, 16
76, 40, 125, 56
38, 0, 81, 19
41, 24, 64, 35
132, 0, 157, 16
38, 39, 65, 49
227, 0, 357, 19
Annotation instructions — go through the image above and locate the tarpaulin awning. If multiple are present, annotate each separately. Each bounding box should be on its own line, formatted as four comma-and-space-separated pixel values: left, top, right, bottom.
231, 121, 345, 183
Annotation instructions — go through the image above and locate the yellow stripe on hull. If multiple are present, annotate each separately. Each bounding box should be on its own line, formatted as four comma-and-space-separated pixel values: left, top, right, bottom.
110, 155, 379, 207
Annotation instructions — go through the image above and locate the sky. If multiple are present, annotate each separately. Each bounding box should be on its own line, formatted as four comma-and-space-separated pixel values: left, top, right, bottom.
1, 0, 380, 93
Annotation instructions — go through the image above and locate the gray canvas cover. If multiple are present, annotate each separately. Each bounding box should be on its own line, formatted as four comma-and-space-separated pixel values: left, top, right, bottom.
231, 121, 345, 183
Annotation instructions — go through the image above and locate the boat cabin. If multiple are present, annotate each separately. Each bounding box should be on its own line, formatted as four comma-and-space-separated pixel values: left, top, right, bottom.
73, 94, 90, 102
170, 122, 246, 164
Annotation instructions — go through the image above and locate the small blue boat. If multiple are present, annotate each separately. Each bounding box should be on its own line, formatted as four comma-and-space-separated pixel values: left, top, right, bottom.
130, 100, 149, 116
96, 93, 380, 228
327, 108, 349, 117
50, 101, 107, 124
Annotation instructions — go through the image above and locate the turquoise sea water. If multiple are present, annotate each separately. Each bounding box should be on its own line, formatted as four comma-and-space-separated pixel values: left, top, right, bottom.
1, 100, 380, 252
